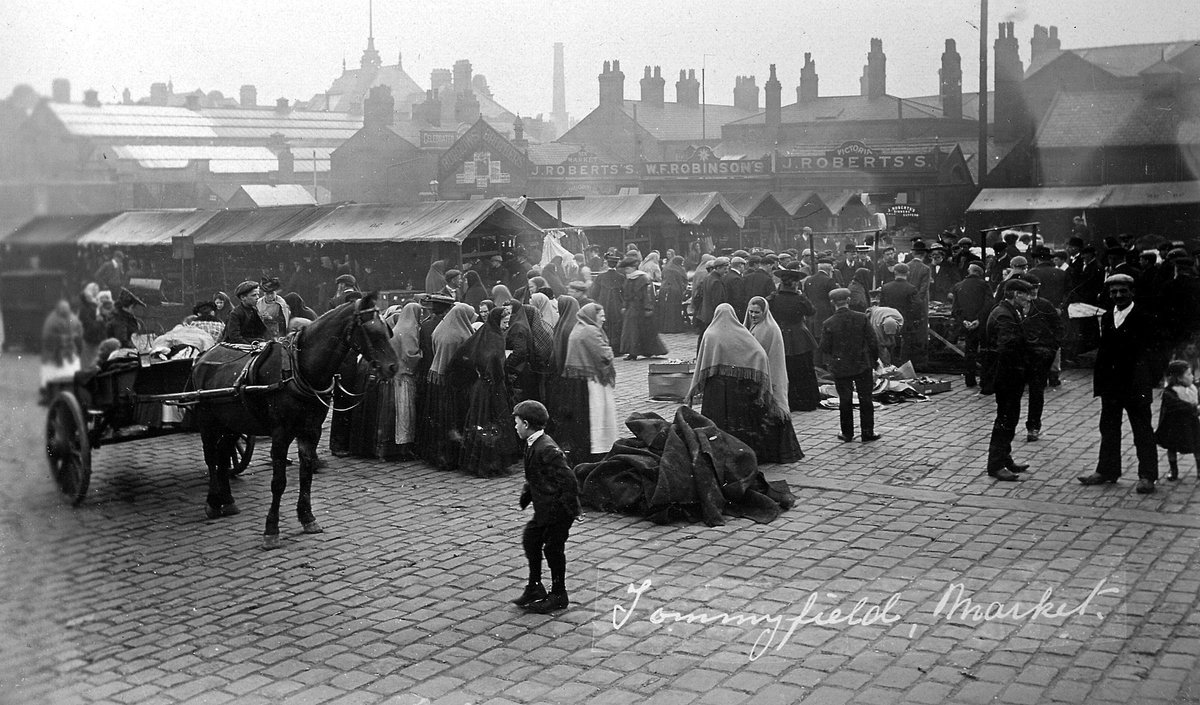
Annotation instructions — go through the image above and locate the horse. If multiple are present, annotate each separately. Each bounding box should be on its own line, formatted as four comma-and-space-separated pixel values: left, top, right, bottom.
190, 294, 400, 549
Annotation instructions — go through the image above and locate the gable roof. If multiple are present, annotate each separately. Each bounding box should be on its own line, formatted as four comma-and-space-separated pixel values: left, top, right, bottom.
317, 62, 426, 112
775, 190, 830, 218
1026, 41, 1200, 80
232, 184, 318, 207
1035, 86, 1200, 148
618, 100, 757, 142
0, 213, 120, 247
659, 192, 744, 228
552, 194, 674, 229
77, 210, 218, 247
723, 191, 791, 220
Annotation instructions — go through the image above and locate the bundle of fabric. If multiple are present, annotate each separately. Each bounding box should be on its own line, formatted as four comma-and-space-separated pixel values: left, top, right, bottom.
574, 406, 794, 526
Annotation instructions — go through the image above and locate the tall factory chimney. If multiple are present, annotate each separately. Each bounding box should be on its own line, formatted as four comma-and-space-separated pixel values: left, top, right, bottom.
552, 42, 568, 133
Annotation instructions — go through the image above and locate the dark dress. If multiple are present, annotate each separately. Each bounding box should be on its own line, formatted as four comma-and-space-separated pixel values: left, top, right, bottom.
768, 289, 821, 411
658, 264, 690, 333
619, 272, 668, 358
590, 270, 625, 354
546, 375, 590, 466
456, 311, 521, 476
1156, 387, 1200, 453
700, 376, 803, 464
413, 313, 442, 461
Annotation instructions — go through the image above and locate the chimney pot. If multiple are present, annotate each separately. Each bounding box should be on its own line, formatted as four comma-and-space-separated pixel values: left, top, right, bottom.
275, 97, 290, 113
83, 89, 100, 107
185, 94, 201, 111
51, 78, 70, 103
240, 84, 257, 107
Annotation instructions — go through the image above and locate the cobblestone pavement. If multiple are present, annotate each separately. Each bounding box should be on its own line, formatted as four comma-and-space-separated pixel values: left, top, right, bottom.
2, 332, 1199, 705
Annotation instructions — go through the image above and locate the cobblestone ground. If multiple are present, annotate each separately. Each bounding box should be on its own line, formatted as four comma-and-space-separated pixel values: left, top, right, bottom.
2, 332, 1199, 705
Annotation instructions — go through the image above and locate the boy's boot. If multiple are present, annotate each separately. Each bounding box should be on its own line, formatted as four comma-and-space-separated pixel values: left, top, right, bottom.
512, 582, 547, 607
1168, 461, 1179, 482
525, 584, 569, 614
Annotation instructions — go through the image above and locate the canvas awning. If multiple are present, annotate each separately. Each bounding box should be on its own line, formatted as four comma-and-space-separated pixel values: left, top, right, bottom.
967, 186, 1112, 211
1102, 181, 1200, 208
191, 205, 338, 246
659, 192, 745, 228
288, 199, 542, 244
0, 213, 119, 247
76, 210, 218, 247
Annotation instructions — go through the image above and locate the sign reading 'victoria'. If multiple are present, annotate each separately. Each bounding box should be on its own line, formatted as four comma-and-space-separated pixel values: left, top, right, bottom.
779, 141, 937, 173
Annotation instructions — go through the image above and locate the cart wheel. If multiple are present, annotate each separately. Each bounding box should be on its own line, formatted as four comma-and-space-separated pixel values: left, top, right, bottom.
230, 435, 255, 475
45, 391, 92, 505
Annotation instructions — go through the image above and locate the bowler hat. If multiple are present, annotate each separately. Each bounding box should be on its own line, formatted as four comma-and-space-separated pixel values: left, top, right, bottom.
776, 268, 802, 283
192, 301, 217, 317
1067, 236, 1085, 248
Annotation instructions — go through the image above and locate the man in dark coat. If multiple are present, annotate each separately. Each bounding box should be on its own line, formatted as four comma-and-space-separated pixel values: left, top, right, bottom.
928, 246, 962, 303
803, 262, 837, 351
879, 263, 922, 363
1030, 248, 1068, 308
1020, 274, 1063, 442
222, 280, 269, 344
325, 274, 359, 313
1063, 245, 1104, 363
820, 288, 880, 443
724, 256, 748, 319
694, 257, 729, 341
742, 255, 776, 302
984, 278, 1034, 481
93, 250, 125, 293
951, 263, 994, 388
1078, 274, 1161, 493
589, 254, 626, 353
618, 259, 667, 361
834, 243, 860, 287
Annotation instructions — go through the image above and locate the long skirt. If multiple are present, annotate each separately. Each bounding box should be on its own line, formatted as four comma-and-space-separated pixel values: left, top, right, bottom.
546, 375, 590, 465
393, 374, 417, 445
659, 288, 689, 333
620, 313, 668, 358
458, 376, 520, 476
423, 375, 467, 471
700, 375, 803, 464
349, 375, 405, 460
587, 380, 620, 455
785, 352, 821, 412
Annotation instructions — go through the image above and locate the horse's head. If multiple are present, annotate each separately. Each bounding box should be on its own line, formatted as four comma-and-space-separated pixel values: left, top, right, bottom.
348, 293, 400, 379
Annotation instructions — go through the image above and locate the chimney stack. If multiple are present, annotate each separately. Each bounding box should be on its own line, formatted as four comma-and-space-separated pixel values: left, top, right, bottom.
513, 116, 528, 150
51, 78, 71, 103
453, 59, 473, 94
276, 145, 294, 179
83, 89, 101, 107
860, 38, 887, 98
552, 42, 567, 132
240, 84, 257, 107
150, 82, 169, 106
455, 90, 481, 124
675, 69, 700, 106
939, 39, 963, 119
994, 21, 1027, 142
733, 75, 759, 111
598, 60, 626, 107
797, 53, 818, 102
363, 85, 395, 128
275, 97, 290, 114
640, 66, 665, 107
765, 64, 782, 144
185, 94, 202, 111
1030, 25, 1061, 65
431, 69, 452, 93
122, 88, 133, 105
416, 89, 441, 126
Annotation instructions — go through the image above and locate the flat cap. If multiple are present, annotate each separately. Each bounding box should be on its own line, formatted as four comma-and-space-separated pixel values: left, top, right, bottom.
713, 256, 731, 267
1104, 273, 1135, 286
829, 287, 852, 302
335, 273, 357, 287
234, 280, 259, 297
1004, 278, 1034, 294
730, 256, 746, 266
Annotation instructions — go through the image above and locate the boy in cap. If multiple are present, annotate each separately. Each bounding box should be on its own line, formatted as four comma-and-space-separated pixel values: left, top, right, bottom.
820, 287, 881, 443
327, 273, 359, 312
223, 280, 269, 344
985, 277, 1034, 481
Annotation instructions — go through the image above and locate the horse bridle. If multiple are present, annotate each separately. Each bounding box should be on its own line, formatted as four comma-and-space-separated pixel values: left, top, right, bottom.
289, 306, 388, 411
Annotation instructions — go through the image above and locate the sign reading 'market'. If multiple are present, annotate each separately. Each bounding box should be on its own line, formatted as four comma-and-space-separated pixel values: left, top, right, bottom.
779, 141, 937, 172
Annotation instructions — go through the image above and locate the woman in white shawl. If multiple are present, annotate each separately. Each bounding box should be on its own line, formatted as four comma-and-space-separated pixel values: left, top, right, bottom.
744, 296, 792, 420
530, 291, 559, 328
562, 303, 619, 459
387, 302, 424, 450
639, 251, 663, 282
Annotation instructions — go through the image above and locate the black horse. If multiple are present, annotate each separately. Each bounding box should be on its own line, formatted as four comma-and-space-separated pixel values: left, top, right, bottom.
191, 294, 400, 549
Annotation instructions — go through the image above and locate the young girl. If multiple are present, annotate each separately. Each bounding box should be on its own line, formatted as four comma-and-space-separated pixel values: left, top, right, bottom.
1156, 360, 1200, 481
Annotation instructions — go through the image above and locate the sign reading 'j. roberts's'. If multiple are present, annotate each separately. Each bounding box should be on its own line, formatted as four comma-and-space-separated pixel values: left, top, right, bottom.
779, 141, 938, 173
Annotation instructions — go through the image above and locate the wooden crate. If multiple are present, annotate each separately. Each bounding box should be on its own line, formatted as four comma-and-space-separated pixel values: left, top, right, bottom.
648, 363, 694, 402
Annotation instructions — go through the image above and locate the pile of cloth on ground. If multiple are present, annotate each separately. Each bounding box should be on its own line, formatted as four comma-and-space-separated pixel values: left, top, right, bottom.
573, 405, 794, 526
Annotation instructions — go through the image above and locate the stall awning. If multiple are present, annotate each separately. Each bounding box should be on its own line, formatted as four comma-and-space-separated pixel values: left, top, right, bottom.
0, 213, 120, 247
288, 199, 542, 244
76, 210, 218, 247
191, 205, 337, 246
967, 186, 1112, 211
1103, 181, 1200, 208
659, 192, 745, 228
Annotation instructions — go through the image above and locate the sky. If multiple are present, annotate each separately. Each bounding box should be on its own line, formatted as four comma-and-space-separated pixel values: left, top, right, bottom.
2, 0, 1198, 122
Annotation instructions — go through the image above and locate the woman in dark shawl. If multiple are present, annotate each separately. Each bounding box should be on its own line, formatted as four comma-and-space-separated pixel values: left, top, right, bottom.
545, 296, 585, 463
686, 303, 803, 464
849, 267, 873, 313
589, 254, 626, 355
424, 260, 447, 294
520, 302, 556, 403
542, 256, 568, 296
422, 302, 476, 470
504, 300, 536, 403
462, 270, 489, 311
455, 306, 522, 476
562, 303, 619, 461
658, 255, 690, 333
283, 292, 318, 321
768, 269, 821, 411
618, 259, 668, 360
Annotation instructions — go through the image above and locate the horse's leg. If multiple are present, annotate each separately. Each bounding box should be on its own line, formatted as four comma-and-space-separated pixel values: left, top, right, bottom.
297, 426, 323, 534
216, 433, 239, 516
262, 432, 290, 550
201, 419, 225, 519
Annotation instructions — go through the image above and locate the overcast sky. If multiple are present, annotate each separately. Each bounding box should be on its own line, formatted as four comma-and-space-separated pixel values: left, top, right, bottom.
2, 0, 1197, 121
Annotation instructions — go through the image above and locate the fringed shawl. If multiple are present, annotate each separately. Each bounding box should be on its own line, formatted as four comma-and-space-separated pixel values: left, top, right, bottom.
744, 296, 791, 418
456, 306, 508, 383
564, 303, 615, 386
429, 302, 476, 378
388, 302, 424, 376
687, 303, 777, 415
553, 295, 580, 373
524, 303, 556, 369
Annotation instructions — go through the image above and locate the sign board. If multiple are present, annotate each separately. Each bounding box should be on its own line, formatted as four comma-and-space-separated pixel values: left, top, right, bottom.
778, 141, 938, 173
420, 130, 457, 149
